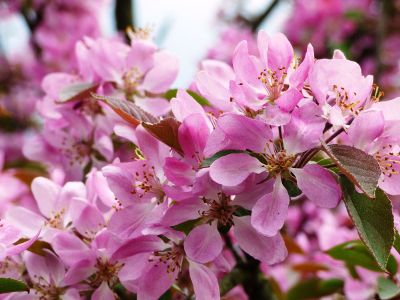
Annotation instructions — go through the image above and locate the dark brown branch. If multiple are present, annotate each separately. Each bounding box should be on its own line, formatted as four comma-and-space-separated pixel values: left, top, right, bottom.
115, 0, 134, 40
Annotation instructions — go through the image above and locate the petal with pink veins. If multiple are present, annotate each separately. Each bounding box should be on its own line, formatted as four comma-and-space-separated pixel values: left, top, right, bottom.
125, 39, 156, 74
348, 110, 385, 149
52, 232, 92, 266
251, 178, 289, 236
69, 199, 105, 238
267, 33, 293, 71
290, 44, 314, 89
189, 261, 220, 300
62, 259, 96, 286
137, 262, 178, 300
141, 50, 179, 94
171, 90, 206, 122
291, 164, 341, 208
108, 203, 155, 239
275, 88, 303, 113
179, 113, 210, 160
31, 177, 61, 218
204, 114, 272, 156
111, 235, 166, 261
283, 101, 325, 154
184, 223, 223, 263
234, 216, 287, 264
92, 282, 115, 300
164, 158, 195, 186
210, 153, 265, 186
232, 41, 260, 86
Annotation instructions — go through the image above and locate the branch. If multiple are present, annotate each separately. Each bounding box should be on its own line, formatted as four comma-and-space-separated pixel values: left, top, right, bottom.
115, 0, 134, 40
239, 0, 280, 32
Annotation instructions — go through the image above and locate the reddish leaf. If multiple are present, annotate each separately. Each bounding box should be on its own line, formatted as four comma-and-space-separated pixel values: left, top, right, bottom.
142, 118, 183, 155
283, 234, 304, 255
92, 94, 158, 127
321, 142, 381, 198
58, 83, 99, 103
14, 239, 54, 256
292, 262, 330, 273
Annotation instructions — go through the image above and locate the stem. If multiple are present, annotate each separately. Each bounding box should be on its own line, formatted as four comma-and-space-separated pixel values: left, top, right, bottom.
278, 126, 283, 141
324, 127, 345, 144
240, 254, 276, 300
249, 0, 280, 32
115, 0, 134, 41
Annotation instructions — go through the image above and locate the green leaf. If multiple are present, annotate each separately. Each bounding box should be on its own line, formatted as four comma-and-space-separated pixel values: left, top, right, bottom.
164, 89, 178, 100
386, 255, 398, 275
187, 90, 210, 106
321, 143, 381, 198
286, 277, 344, 300
58, 82, 98, 103
377, 277, 400, 300
340, 177, 394, 270
282, 179, 302, 197
344, 9, 364, 22
164, 89, 210, 106
201, 150, 247, 168
219, 267, 245, 296
172, 218, 201, 235
0, 278, 29, 294
326, 240, 382, 272
142, 118, 183, 155
393, 229, 400, 255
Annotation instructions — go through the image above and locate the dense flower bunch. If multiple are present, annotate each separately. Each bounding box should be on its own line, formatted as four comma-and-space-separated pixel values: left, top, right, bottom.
285, 0, 400, 96
0, 25, 400, 299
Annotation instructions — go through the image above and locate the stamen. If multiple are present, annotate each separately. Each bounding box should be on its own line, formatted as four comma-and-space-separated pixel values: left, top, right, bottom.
152, 244, 184, 274
374, 145, 400, 178
199, 193, 236, 226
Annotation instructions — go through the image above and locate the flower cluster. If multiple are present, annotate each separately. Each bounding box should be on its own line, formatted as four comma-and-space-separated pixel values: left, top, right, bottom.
1, 7, 400, 300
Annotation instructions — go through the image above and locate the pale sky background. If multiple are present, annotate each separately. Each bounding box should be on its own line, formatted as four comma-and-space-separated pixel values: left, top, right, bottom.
0, 0, 291, 86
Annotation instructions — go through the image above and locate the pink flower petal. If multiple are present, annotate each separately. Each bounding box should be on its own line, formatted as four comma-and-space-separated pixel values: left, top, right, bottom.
234, 216, 287, 264
210, 153, 264, 186
348, 110, 385, 149
164, 158, 195, 186
189, 261, 220, 300
141, 50, 179, 93
204, 114, 272, 156
184, 223, 223, 263
291, 164, 341, 208
251, 178, 289, 236
137, 262, 178, 300
232, 41, 260, 86
171, 89, 206, 122
31, 177, 61, 218
92, 282, 115, 300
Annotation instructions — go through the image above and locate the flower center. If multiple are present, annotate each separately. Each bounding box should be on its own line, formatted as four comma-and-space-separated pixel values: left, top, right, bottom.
131, 163, 165, 203
258, 67, 288, 102
0, 257, 19, 275
32, 275, 63, 299
262, 140, 295, 176
45, 208, 66, 229
73, 99, 103, 117
91, 258, 124, 288
61, 139, 92, 166
332, 85, 362, 115
123, 67, 143, 100
374, 145, 400, 178
199, 193, 236, 227
152, 243, 185, 274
